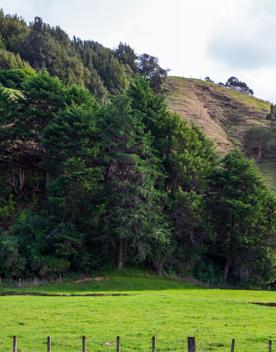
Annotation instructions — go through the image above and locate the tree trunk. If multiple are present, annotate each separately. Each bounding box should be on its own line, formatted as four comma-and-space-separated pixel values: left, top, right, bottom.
45, 172, 51, 188
257, 146, 262, 162
223, 257, 231, 287
117, 239, 123, 271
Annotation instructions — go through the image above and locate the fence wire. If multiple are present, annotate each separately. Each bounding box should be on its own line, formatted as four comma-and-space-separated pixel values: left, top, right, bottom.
0, 335, 274, 352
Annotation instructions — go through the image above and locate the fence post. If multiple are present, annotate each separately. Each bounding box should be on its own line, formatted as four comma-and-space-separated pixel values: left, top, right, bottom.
187, 337, 196, 352
116, 336, 120, 352
82, 336, 86, 352
231, 339, 235, 352
269, 340, 272, 352
13, 336, 17, 352
152, 336, 156, 352
47, 336, 51, 352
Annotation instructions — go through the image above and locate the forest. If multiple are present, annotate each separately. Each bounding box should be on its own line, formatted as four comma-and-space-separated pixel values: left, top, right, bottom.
0, 11, 275, 286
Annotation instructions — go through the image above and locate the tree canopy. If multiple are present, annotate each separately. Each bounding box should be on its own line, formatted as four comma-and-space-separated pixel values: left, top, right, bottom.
0, 11, 275, 286
224, 76, 254, 95
0, 10, 169, 99
206, 150, 275, 285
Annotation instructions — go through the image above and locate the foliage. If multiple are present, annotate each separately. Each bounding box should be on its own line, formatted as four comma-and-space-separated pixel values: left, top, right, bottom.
0, 10, 170, 100
0, 23, 274, 285
224, 76, 254, 95
0, 194, 15, 221
244, 127, 275, 161
206, 150, 276, 285
115, 42, 137, 75
0, 11, 126, 100
95, 94, 171, 270
137, 53, 169, 92
0, 68, 35, 88
0, 48, 32, 70
205, 76, 214, 83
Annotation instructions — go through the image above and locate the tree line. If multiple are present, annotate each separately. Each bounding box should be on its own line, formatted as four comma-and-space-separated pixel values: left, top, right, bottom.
0, 69, 275, 286
205, 76, 254, 95
0, 10, 168, 99
0, 10, 275, 286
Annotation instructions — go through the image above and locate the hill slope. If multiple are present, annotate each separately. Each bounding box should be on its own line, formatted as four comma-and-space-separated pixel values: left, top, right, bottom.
166, 77, 270, 153
166, 76, 275, 191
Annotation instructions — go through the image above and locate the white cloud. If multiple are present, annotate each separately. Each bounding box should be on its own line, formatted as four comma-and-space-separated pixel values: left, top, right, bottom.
0, 0, 275, 102
208, 0, 276, 69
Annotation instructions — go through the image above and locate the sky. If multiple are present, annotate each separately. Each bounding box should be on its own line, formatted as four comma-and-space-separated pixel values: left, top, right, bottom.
1, 0, 276, 102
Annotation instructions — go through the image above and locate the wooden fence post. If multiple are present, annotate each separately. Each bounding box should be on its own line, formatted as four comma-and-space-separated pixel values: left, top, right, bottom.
13, 336, 17, 352
47, 336, 51, 352
152, 336, 156, 352
82, 336, 86, 352
269, 340, 272, 352
116, 336, 120, 352
187, 337, 196, 352
231, 339, 235, 352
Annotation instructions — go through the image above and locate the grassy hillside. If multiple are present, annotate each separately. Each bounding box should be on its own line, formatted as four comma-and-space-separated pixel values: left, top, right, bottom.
259, 161, 276, 193
166, 76, 275, 192
166, 77, 270, 153
0, 273, 276, 351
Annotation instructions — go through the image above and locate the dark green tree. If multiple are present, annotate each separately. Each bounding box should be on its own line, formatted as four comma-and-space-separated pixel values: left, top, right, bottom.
96, 95, 170, 270
137, 53, 169, 92
115, 42, 137, 74
244, 127, 275, 161
0, 49, 32, 69
225, 76, 254, 95
0, 234, 25, 278
207, 149, 276, 285
0, 68, 35, 88
127, 79, 217, 273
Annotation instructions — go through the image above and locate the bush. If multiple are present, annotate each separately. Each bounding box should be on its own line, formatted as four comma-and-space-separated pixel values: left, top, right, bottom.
193, 260, 223, 286
0, 68, 35, 89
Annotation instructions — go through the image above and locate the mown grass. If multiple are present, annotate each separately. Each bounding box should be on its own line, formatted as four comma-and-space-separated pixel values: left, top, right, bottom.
1, 271, 276, 352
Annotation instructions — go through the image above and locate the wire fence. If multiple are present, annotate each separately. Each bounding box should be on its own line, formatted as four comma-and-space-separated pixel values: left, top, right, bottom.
0, 336, 274, 352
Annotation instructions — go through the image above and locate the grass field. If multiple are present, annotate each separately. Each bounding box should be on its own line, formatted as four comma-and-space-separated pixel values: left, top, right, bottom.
1, 271, 276, 352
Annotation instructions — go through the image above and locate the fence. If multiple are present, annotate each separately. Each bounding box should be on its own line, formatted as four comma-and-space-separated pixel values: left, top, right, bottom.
3, 336, 274, 352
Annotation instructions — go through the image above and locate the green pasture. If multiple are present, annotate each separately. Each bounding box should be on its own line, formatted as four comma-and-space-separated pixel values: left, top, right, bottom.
0, 272, 276, 351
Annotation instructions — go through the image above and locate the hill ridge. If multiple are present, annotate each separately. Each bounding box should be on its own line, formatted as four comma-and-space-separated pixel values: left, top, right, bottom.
166, 76, 270, 154
165, 76, 275, 192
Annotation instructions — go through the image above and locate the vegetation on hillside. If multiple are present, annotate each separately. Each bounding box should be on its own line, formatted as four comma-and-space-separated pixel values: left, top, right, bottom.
0, 11, 168, 99
206, 76, 254, 96
244, 127, 275, 162
0, 69, 274, 286
0, 12, 275, 287
166, 76, 276, 194
166, 77, 270, 151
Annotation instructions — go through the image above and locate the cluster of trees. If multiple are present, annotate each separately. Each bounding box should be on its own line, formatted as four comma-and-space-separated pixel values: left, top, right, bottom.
244, 127, 276, 162
205, 76, 254, 95
0, 11, 168, 99
0, 69, 275, 286
224, 76, 254, 95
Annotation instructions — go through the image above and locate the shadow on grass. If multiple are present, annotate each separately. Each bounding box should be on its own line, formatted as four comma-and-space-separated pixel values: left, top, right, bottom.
0, 268, 199, 294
